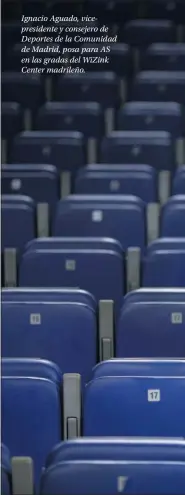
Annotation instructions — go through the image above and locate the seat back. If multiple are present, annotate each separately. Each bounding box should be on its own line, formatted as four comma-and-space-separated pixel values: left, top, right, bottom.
11, 131, 84, 173
75, 164, 157, 203
2, 298, 97, 385
143, 238, 185, 286
2, 376, 61, 489
118, 101, 182, 138
2, 164, 58, 212
101, 130, 173, 170
2, 358, 62, 385
131, 71, 185, 106
2, 195, 35, 252
25, 236, 122, 255
83, 373, 185, 437
36, 102, 104, 138
173, 166, 185, 195
161, 195, 185, 237
19, 247, 123, 314
2, 287, 96, 310
117, 291, 185, 356
54, 195, 145, 252
40, 459, 185, 494
92, 358, 185, 380
45, 437, 185, 468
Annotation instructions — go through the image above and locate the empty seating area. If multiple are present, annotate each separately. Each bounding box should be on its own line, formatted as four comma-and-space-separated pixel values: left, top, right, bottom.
1, 0, 185, 493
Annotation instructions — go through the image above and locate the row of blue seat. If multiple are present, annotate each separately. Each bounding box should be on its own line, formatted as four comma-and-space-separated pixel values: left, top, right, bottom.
84, 0, 185, 24
2, 3, 185, 494
2, 71, 185, 110
2, 437, 185, 494
2, 193, 185, 252
2, 129, 183, 171
2, 287, 185, 386
2, 100, 185, 141
3, 42, 185, 75
2, 163, 185, 205
2, 357, 185, 492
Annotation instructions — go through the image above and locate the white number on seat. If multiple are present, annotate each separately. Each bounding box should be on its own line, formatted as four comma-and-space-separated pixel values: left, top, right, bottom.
92, 210, 103, 222
30, 314, 41, 325
171, 312, 182, 324
65, 259, 76, 271
148, 389, 160, 402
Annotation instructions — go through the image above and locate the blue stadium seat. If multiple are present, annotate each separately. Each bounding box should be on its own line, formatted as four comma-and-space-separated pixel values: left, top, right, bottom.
2, 194, 34, 206
2, 294, 97, 385
18, 248, 123, 314
2, 376, 61, 490
10, 131, 85, 173
55, 72, 120, 108
116, 288, 185, 356
75, 164, 157, 202
21, 239, 123, 309
173, 166, 185, 195
124, 20, 175, 46
105, 43, 132, 77
2, 358, 62, 385
83, 371, 185, 436
2, 195, 35, 253
144, 0, 185, 23
1, 103, 23, 139
144, 237, 185, 252
45, 437, 185, 468
117, 102, 182, 138
101, 131, 173, 170
1, 444, 11, 495
40, 458, 185, 494
2, 2, 185, 492
121, 287, 185, 303
25, 236, 122, 255
2, 287, 96, 311
143, 44, 185, 71
92, 357, 185, 379
36, 102, 104, 138
131, 71, 185, 106
1, 73, 44, 109
54, 195, 146, 252
161, 195, 185, 236
143, 238, 185, 286
2, 164, 58, 213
